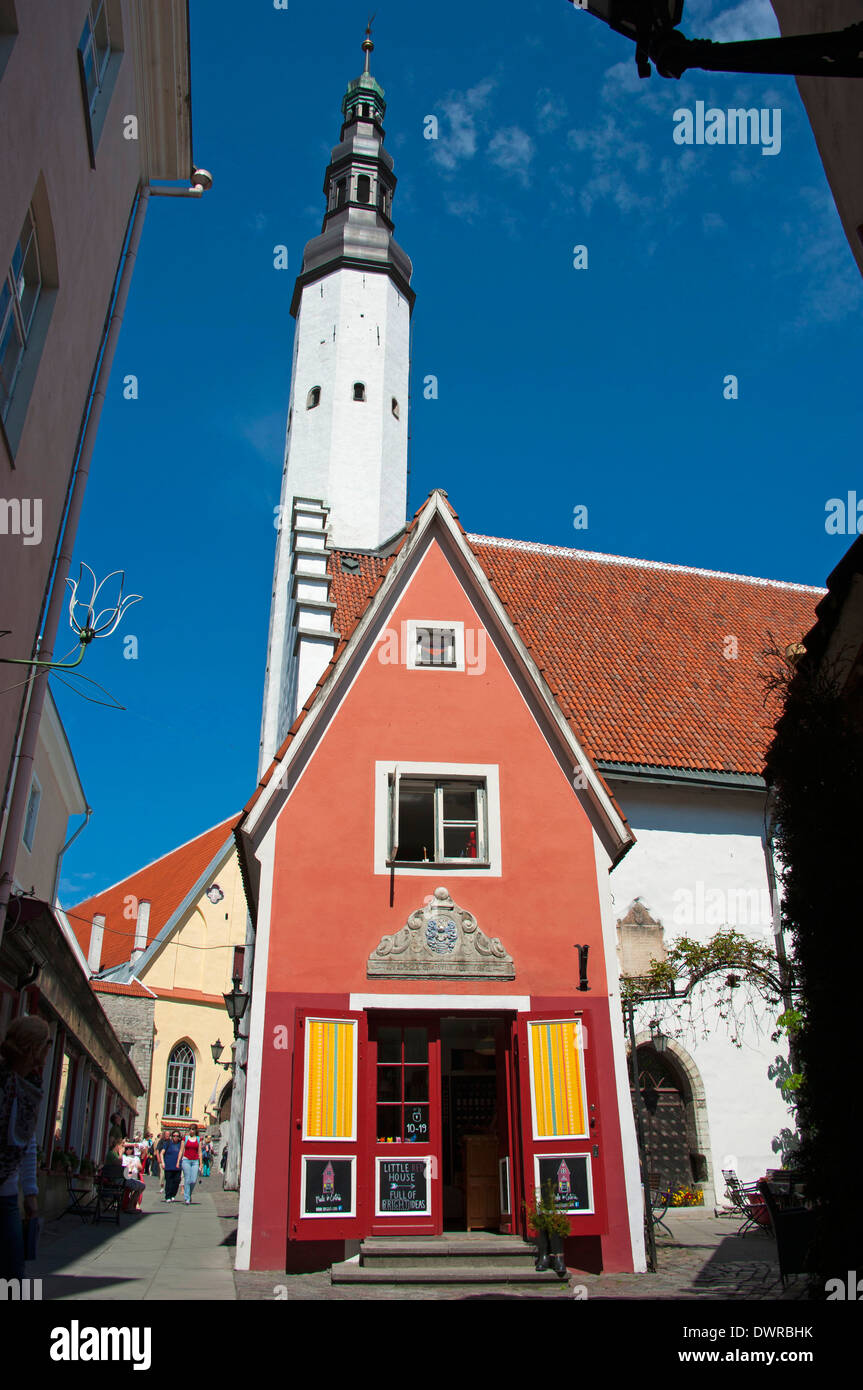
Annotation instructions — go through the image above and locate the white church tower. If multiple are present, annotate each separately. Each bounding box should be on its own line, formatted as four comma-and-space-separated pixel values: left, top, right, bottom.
259, 26, 414, 775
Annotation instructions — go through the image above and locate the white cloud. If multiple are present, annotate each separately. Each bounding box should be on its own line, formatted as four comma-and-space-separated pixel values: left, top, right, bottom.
705, 0, 779, 44
488, 127, 535, 185
536, 87, 569, 134
429, 78, 496, 173
703, 211, 727, 233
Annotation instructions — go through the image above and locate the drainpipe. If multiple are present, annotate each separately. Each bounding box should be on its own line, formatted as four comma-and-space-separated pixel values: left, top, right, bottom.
0, 184, 151, 948
51, 805, 92, 906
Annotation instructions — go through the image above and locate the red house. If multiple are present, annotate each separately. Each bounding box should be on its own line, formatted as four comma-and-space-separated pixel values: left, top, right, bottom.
234, 491, 645, 1274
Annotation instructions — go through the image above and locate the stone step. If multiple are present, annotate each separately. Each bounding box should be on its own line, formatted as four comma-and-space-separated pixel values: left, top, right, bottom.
331, 1260, 569, 1286
360, 1238, 537, 1268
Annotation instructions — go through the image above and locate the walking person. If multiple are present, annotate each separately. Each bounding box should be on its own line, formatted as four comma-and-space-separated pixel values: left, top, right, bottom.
154, 1129, 170, 1189
179, 1125, 202, 1205
0, 1017, 50, 1281
161, 1129, 183, 1202
121, 1144, 146, 1213
201, 1139, 212, 1179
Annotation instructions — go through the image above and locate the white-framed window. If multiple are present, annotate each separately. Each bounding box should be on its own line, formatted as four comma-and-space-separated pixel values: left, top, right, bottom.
163, 1042, 195, 1118
306, 385, 321, 409
0, 207, 41, 424
405, 619, 465, 672
374, 762, 502, 876
21, 774, 41, 852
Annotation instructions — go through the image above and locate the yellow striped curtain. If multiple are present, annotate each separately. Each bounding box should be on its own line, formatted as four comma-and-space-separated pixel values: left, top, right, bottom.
529, 1020, 586, 1138
305, 1019, 355, 1139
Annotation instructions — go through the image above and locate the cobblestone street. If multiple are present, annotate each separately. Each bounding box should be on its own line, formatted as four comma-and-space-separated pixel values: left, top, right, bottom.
208, 1191, 809, 1302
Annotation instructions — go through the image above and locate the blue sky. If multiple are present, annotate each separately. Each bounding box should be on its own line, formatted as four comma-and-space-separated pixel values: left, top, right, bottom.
55, 0, 863, 901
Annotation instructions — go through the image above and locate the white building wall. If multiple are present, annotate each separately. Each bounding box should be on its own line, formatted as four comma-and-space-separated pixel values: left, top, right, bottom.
285, 269, 409, 551
608, 779, 791, 1191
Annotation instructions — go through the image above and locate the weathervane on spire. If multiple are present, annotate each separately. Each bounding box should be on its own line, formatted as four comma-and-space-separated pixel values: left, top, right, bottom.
362, 13, 375, 72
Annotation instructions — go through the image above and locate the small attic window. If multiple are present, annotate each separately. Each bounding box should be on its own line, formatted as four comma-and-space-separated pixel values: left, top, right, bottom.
306, 386, 321, 409
340, 555, 360, 573
353, 382, 366, 402
391, 398, 399, 419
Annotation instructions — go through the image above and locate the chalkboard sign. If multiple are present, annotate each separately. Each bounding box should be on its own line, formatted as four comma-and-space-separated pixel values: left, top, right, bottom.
376, 1158, 430, 1216
303, 1157, 355, 1217
535, 1154, 592, 1215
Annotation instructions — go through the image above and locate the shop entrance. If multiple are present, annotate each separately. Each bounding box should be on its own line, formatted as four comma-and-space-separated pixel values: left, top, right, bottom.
440, 1016, 513, 1233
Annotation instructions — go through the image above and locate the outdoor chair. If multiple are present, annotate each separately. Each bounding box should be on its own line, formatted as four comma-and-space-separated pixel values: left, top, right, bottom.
62, 1169, 96, 1223
647, 1172, 673, 1238
721, 1168, 771, 1237
757, 1179, 816, 1287
90, 1171, 124, 1225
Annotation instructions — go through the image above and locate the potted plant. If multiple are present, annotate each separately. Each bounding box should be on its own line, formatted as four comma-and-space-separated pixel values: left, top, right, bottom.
525, 1181, 571, 1277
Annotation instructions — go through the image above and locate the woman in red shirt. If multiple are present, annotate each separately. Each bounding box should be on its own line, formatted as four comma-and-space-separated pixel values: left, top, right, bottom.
178, 1126, 202, 1206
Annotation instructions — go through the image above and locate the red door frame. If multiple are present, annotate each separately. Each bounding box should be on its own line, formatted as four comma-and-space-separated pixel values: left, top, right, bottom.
289, 1009, 368, 1242
515, 1011, 608, 1237
368, 1011, 442, 1236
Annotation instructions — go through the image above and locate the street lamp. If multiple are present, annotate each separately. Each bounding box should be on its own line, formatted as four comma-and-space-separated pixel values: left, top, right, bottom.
222, 976, 249, 1041
649, 1018, 668, 1053
570, 0, 863, 80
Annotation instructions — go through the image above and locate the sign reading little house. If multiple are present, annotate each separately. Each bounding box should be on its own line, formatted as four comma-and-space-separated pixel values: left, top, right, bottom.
376, 1158, 430, 1216
302, 1157, 355, 1217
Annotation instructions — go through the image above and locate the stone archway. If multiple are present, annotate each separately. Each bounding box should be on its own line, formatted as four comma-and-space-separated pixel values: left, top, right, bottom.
633, 1033, 715, 1207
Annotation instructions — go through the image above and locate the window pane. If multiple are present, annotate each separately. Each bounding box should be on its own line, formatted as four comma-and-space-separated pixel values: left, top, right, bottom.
404, 1066, 429, 1102
396, 783, 435, 861
18, 231, 41, 337
416, 627, 455, 666
376, 1066, 401, 1103
376, 1106, 400, 1142
403, 1027, 427, 1063
404, 1105, 430, 1142
443, 785, 477, 821
444, 825, 479, 858
376, 1027, 401, 1063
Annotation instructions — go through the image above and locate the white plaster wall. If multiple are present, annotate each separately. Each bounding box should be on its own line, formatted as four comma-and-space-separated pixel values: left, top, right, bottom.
608, 779, 791, 1190
286, 269, 409, 550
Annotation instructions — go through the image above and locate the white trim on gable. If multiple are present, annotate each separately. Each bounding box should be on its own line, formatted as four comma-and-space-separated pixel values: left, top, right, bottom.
242, 493, 633, 869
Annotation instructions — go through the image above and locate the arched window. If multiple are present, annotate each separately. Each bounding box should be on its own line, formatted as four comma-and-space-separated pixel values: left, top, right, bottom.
335, 179, 346, 210
353, 382, 366, 402
164, 1043, 195, 1118
356, 174, 371, 204
306, 386, 321, 409
391, 397, 400, 419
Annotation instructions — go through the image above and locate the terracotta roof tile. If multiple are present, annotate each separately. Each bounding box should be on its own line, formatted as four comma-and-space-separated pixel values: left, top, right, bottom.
69, 816, 239, 971
91, 980, 155, 998
324, 532, 823, 779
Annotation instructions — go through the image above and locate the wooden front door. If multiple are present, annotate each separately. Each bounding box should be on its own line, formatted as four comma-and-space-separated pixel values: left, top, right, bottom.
368, 1014, 442, 1235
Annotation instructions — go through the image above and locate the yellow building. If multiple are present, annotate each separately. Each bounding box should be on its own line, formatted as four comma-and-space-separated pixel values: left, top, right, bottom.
67, 816, 248, 1138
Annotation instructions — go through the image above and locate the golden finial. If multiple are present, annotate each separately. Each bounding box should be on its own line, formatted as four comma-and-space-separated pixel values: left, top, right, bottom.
363, 13, 375, 73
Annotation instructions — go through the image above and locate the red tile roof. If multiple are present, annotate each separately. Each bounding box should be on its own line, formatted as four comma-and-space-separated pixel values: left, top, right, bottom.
68, 816, 239, 971
91, 980, 155, 998
326, 534, 823, 778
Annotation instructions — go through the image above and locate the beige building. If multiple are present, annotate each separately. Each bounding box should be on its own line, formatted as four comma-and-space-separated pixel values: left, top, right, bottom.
1, 0, 206, 939
68, 817, 248, 1139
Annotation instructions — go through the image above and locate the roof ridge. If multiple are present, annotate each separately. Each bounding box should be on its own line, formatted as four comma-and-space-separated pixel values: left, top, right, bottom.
70, 813, 239, 910
467, 533, 826, 595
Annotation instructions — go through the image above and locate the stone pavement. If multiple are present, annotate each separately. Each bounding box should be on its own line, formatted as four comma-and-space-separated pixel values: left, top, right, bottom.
25, 1181, 810, 1302
28, 1174, 236, 1301
208, 1194, 809, 1302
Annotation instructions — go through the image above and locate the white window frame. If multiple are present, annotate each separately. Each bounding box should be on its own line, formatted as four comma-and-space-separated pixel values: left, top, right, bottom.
301, 1154, 357, 1219
21, 773, 41, 852
301, 1017, 358, 1142
404, 619, 465, 672
532, 1153, 595, 1216
526, 1017, 590, 1141
0, 207, 41, 425
374, 761, 501, 877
